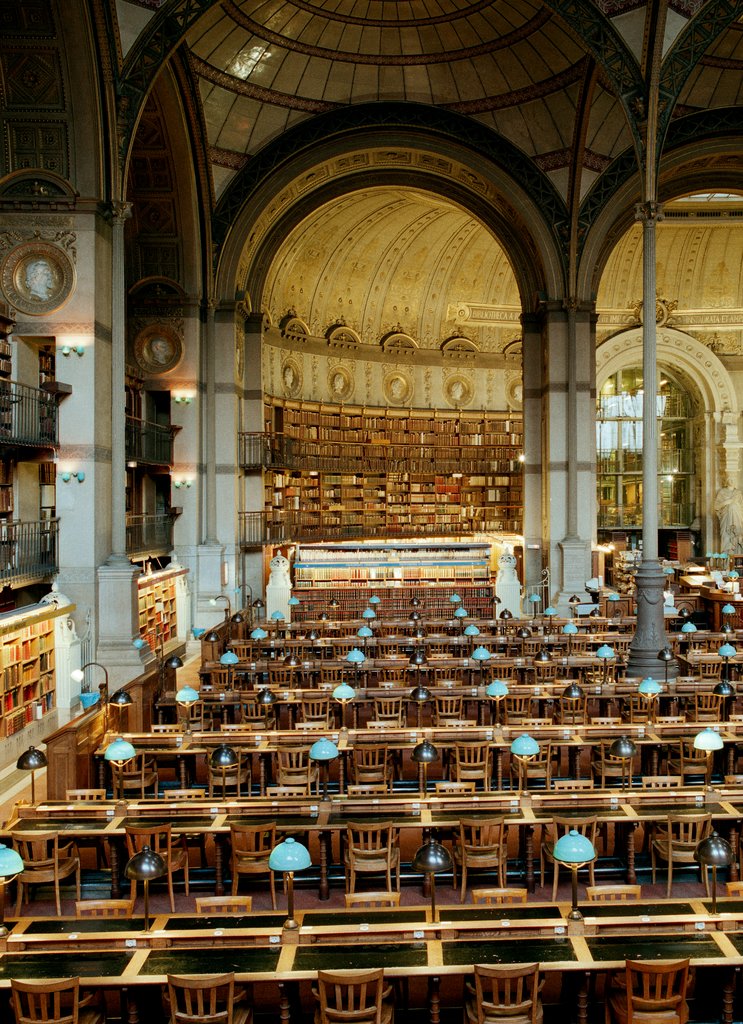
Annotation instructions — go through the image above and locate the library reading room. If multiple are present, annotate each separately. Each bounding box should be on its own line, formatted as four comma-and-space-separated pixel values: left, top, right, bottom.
3, 2, 743, 1022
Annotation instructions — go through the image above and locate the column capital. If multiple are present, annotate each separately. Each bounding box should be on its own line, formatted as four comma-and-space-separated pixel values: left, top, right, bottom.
106, 200, 133, 225
634, 200, 664, 223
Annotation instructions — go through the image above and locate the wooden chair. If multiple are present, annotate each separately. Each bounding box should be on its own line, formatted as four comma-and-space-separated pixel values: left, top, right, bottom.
650, 813, 711, 897
167, 972, 252, 1024
553, 779, 594, 791
65, 789, 107, 802
75, 898, 135, 918
725, 881, 743, 896
11, 977, 105, 1024
471, 887, 528, 905
666, 741, 709, 782
641, 776, 682, 789
697, 659, 722, 680
344, 822, 400, 893
275, 747, 318, 794
605, 958, 689, 1024
591, 742, 634, 789
14, 831, 81, 916
229, 822, 277, 909
434, 781, 477, 795
195, 895, 253, 914
110, 753, 158, 799
509, 742, 554, 791
266, 784, 311, 798
452, 742, 492, 791
452, 817, 508, 901
207, 749, 251, 798
299, 695, 333, 727
267, 664, 298, 688
540, 816, 597, 899
125, 823, 189, 914
586, 885, 642, 902
433, 694, 464, 725
372, 695, 406, 726
689, 692, 723, 722
152, 724, 182, 734
621, 695, 650, 725
345, 783, 391, 798
504, 694, 532, 724
239, 697, 272, 730
313, 968, 393, 1024
464, 963, 543, 1024
168, 787, 208, 800
344, 891, 401, 908
555, 694, 588, 725
351, 745, 392, 791
532, 660, 558, 684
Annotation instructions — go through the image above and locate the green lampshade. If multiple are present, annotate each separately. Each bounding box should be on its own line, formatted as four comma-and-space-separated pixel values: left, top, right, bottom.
529, 593, 541, 604
251, 627, 268, 639
104, 737, 136, 763
176, 685, 199, 706
638, 677, 662, 696
544, 606, 557, 615
132, 637, 148, 650
192, 627, 205, 639
271, 610, 285, 621
562, 622, 578, 635
288, 596, 300, 606
449, 593, 462, 604
596, 644, 615, 660
693, 727, 724, 752
472, 646, 491, 662
510, 733, 539, 757
719, 643, 737, 658
369, 595, 381, 604
209, 743, 238, 768
362, 608, 376, 619
220, 651, 239, 665
486, 680, 509, 698
346, 648, 366, 664
269, 837, 311, 872
333, 683, 356, 702
722, 604, 736, 615
310, 738, 339, 762
681, 622, 697, 634
454, 607, 468, 618
0, 843, 23, 878
464, 624, 480, 637
552, 830, 596, 864
607, 594, 621, 602
730, 571, 740, 581
357, 626, 374, 638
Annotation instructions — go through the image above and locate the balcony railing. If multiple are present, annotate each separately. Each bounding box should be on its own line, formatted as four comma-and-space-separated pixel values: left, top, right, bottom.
0, 382, 58, 447
126, 512, 178, 558
0, 519, 59, 584
597, 503, 694, 530
125, 416, 177, 466
238, 432, 521, 475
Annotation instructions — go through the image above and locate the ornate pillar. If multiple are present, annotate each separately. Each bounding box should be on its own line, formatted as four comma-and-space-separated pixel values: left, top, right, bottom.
521, 312, 544, 593
196, 298, 226, 620
627, 202, 676, 679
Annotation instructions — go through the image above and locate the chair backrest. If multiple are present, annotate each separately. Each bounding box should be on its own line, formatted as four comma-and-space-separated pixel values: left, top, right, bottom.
623, 958, 689, 1021
553, 778, 594, 791
533, 660, 558, 682
352, 745, 390, 785
315, 968, 387, 1024
125, 823, 173, 859
75, 898, 135, 917
229, 822, 276, 861
267, 664, 297, 687
471, 887, 527, 905
586, 885, 642, 902
300, 695, 332, 724
168, 972, 239, 1024
698, 659, 722, 679
169, 787, 208, 800
458, 817, 507, 852
641, 775, 682, 789
372, 695, 405, 725
664, 813, 711, 851
470, 963, 542, 1024
346, 822, 398, 858
13, 831, 58, 869
195, 896, 253, 914
692, 692, 723, 719
65, 789, 107, 801
454, 742, 491, 783
344, 891, 401, 908
11, 977, 82, 1024
434, 780, 477, 794
434, 694, 463, 722
551, 815, 598, 846
276, 746, 313, 788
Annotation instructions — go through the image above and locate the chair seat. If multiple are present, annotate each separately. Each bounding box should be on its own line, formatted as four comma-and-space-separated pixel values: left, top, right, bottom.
464, 996, 542, 1024
607, 988, 688, 1024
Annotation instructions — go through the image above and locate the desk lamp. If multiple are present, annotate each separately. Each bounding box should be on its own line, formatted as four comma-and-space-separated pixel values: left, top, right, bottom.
362, 606, 376, 623
209, 595, 231, 623
528, 593, 541, 623
333, 683, 356, 731
283, 652, 301, 671
71, 660, 108, 710
257, 686, 278, 728
175, 685, 199, 733
609, 735, 637, 791
346, 647, 366, 688
109, 689, 134, 733
472, 645, 491, 688
638, 676, 662, 723
606, 593, 621, 621
568, 595, 581, 618
486, 680, 509, 726
552, 830, 596, 921
721, 604, 736, 635
656, 646, 674, 686
693, 727, 724, 794
125, 844, 165, 930
411, 739, 439, 795
544, 606, 557, 635
449, 593, 462, 610
329, 598, 340, 621
309, 738, 339, 800
695, 831, 734, 915
204, 631, 221, 646
369, 594, 381, 628
517, 626, 531, 658
231, 611, 245, 640
719, 642, 737, 685
0, 844, 22, 936
534, 646, 551, 664
16, 746, 48, 805
562, 620, 578, 657
209, 743, 239, 798
596, 644, 615, 685
409, 647, 428, 692
410, 683, 431, 728
464, 623, 481, 640
271, 610, 285, 640
357, 624, 374, 655
412, 835, 452, 922
192, 627, 205, 640
288, 595, 300, 609
561, 682, 585, 727
252, 597, 265, 621
680, 620, 697, 639
104, 737, 136, 800
269, 837, 311, 930
498, 608, 513, 636
454, 606, 468, 634
714, 677, 734, 722
219, 649, 239, 692
251, 626, 268, 642
510, 733, 539, 796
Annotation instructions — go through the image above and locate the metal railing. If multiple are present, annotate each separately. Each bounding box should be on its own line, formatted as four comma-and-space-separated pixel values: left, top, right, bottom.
0, 381, 58, 447
125, 416, 177, 466
126, 512, 178, 557
597, 503, 694, 529
0, 519, 59, 584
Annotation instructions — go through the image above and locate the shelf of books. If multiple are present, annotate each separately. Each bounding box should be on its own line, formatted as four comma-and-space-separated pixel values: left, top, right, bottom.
291, 541, 495, 619
262, 399, 523, 541
136, 566, 187, 649
0, 602, 70, 737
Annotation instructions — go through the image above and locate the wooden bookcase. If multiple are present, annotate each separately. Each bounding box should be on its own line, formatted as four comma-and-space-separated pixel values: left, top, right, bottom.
136, 566, 186, 647
0, 603, 69, 738
262, 399, 523, 539
292, 541, 494, 619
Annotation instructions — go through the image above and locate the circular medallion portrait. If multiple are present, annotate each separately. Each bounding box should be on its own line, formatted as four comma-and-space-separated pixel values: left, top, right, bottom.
384, 372, 412, 406
445, 375, 473, 408
134, 323, 183, 375
1, 241, 75, 316
282, 358, 302, 397
328, 366, 353, 401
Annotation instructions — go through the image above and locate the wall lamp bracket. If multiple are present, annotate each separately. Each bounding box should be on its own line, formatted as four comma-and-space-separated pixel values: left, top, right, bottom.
61, 345, 85, 357
60, 470, 85, 483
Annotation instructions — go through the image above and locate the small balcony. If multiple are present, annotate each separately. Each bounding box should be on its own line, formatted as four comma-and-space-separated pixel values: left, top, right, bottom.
0, 519, 59, 584
125, 416, 177, 467
126, 512, 179, 558
0, 381, 58, 449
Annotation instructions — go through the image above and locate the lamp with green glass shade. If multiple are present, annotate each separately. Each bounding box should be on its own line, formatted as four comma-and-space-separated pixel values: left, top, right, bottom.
486, 679, 508, 726
510, 733, 539, 796
333, 683, 356, 731
175, 684, 199, 733
0, 843, 23, 936
721, 603, 736, 634
638, 676, 662, 723
595, 644, 615, 685
309, 738, 339, 800
562, 620, 578, 656
544, 606, 557, 633
694, 727, 724, 793
553, 830, 596, 921
269, 837, 311, 929
472, 644, 491, 689
104, 737, 136, 800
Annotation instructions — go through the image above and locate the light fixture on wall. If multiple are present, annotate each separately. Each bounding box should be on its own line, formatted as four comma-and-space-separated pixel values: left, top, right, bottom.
172, 479, 192, 489
59, 470, 85, 483
60, 344, 85, 357
172, 393, 194, 404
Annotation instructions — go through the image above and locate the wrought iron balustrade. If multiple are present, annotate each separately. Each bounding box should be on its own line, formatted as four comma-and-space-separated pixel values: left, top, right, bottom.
0, 519, 59, 583
126, 512, 178, 557
125, 416, 177, 466
0, 381, 58, 447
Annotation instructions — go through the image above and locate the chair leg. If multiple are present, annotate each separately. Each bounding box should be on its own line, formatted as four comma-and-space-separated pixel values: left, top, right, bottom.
269, 868, 276, 910
552, 861, 559, 902
460, 861, 467, 902
168, 872, 175, 913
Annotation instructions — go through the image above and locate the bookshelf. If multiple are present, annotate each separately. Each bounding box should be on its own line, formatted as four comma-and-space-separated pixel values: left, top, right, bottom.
136, 566, 187, 648
292, 541, 495, 619
0, 603, 69, 737
262, 399, 523, 540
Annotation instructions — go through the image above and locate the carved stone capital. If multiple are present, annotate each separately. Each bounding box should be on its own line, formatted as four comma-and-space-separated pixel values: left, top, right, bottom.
634, 201, 664, 224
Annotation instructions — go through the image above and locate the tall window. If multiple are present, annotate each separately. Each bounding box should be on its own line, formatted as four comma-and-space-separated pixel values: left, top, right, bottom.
597, 368, 695, 530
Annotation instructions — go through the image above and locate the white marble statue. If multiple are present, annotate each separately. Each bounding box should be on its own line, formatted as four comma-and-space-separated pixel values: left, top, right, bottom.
267, 550, 292, 622
495, 547, 522, 618
716, 485, 743, 554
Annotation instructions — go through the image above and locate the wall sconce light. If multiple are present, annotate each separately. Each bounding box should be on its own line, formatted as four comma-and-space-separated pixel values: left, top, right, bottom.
173, 393, 194, 404
173, 479, 192, 489
60, 344, 85, 357
59, 470, 85, 483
